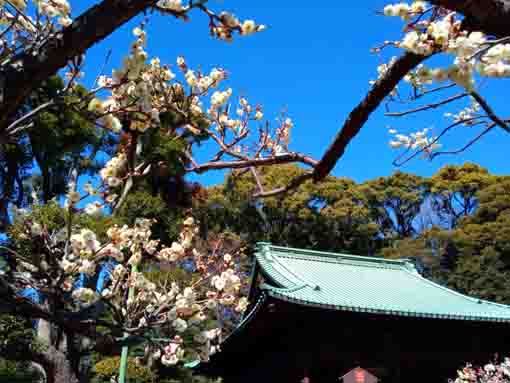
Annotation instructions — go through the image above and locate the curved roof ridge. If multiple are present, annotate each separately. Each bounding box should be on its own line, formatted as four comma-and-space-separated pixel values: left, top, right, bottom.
258, 242, 409, 265
259, 246, 322, 289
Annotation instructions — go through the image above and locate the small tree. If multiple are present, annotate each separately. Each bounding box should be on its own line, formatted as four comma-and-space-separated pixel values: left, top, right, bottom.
0, 2, 322, 382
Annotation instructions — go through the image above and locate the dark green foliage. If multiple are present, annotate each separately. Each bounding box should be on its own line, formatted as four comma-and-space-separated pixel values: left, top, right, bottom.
0, 359, 40, 383
359, 171, 429, 238
196, 165, 429, 255
116, 189, 184, 243
0, 76, 117, 230
429, 163, 494, 228
0, 314, 42, 383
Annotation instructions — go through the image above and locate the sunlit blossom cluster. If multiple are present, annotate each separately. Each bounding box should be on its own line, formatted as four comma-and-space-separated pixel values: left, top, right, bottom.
444, 99, 481, 123
388, 127, 441, 153
212, 12, 265, 41
14, 208, 248, 365
34, 0, 72, 26
451, 358, 510, 383
383, 2, 510, 89
0, 0, 72, 68
99, 153, 126, 189
377, 1, 510, 158
82, 27, 294, 203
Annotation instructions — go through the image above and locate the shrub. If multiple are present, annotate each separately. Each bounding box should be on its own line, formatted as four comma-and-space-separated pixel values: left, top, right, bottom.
92, 356, 156, 383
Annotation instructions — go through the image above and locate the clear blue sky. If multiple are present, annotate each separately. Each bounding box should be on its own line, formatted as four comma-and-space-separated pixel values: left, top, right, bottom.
78, 1, 509, 185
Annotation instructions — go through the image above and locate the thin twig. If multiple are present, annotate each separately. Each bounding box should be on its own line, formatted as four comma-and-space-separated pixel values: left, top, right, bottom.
253, 172, 313, 198
392, 116, 486, 166
386, 92, 468, 117
6, 99, 55, 135
431, 123, 496, 159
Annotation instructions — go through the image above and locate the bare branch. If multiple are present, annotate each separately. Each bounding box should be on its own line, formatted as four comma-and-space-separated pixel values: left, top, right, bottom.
249, 167, 265, 193
430, 122, 497, 158
6, 99, 55, 136
253, 172, 313, 198
112, 175, 133, 215
403, 83, 457, 103
385, 92, 468, 117
188, 152, 318, 173
393, 116, 486, 166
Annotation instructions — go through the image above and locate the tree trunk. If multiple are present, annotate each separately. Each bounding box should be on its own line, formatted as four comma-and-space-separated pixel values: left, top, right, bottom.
43, 346, 80, 383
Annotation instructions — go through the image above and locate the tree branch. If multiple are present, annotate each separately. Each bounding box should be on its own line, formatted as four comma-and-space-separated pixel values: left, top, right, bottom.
188, 152, 318, 173
429, 0, 510, 38
469, 90, 510, 133
0, 0, 159, 131
313, 52, 427, 181
253, 172, 313, 198
430, 122, 498, 159
385, 92, 468, 117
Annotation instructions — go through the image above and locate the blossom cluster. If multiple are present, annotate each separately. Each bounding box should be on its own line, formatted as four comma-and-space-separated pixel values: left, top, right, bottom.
85, 26, 293, 203
15, 208, 248, 365
0, 0, 73, 68
211, 12, 265, 41
86, 24, 268, 141
383, 2, 510, 89
444, 99, 481, 123
451, 358, 510, 383
388, 127, 440, 153
377, 1, 510, 157
99, 153, 126, 189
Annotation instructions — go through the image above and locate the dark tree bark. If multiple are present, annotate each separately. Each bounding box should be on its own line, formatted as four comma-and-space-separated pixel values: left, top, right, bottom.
43, 345, 80, 383
313, 53, 426, 181
430, 0, 510, 38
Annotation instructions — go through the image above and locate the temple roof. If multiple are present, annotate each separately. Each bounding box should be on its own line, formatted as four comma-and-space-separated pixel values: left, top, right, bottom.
255, 243, 510, 322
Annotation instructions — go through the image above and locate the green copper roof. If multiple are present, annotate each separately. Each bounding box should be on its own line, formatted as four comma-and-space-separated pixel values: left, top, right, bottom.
255, 243, 510, 322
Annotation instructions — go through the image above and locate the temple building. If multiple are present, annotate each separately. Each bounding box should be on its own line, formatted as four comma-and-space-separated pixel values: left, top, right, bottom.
203, 243, 510, 383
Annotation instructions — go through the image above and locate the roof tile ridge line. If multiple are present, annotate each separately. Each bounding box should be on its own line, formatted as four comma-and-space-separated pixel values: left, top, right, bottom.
401, 265, 510, 311
257, 243, 321, 290
265, 243, 408, 266
266, 290, 510, 322
255, 245, 297, 288
272, 252, 404, 270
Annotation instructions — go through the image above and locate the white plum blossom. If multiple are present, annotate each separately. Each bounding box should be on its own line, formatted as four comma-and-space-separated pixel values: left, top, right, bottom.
452, 358, 510, 383
72, 288, 98, 304
241, 20, 257, 35
172, 318, 188, 333
84, 202, 102, 216
157, 0, 183, 12
31, 222, 42, 236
